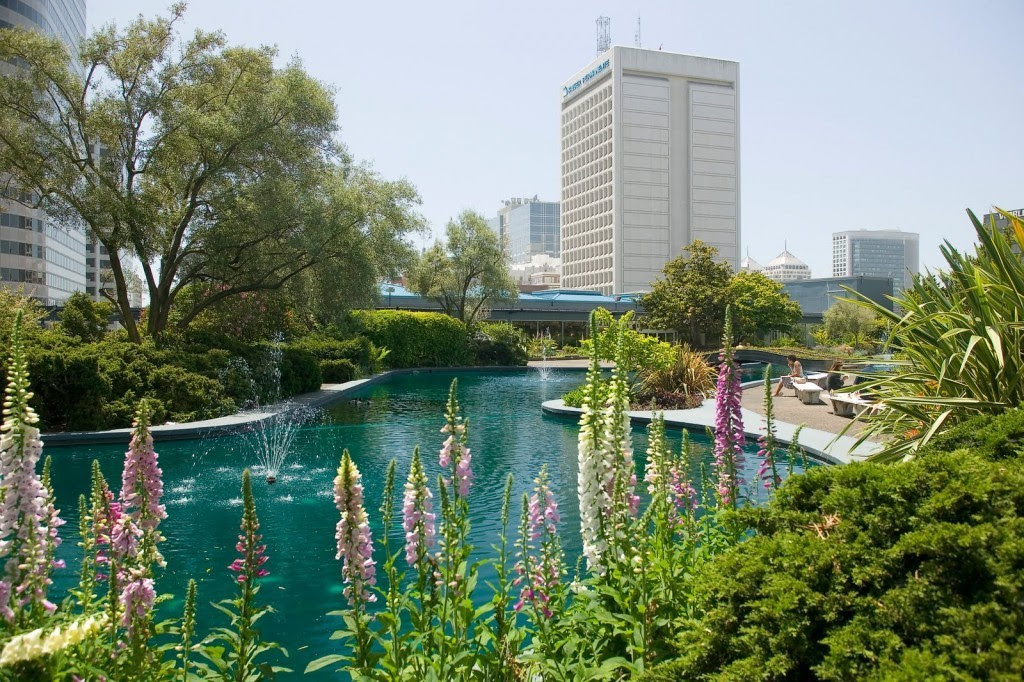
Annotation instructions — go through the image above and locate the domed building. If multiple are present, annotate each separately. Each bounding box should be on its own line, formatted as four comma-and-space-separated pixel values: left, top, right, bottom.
763, 248, 811, 282
739, 250, 763, 273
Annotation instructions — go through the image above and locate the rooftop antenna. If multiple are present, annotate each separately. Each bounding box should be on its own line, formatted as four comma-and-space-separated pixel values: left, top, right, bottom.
596, 16, 611, 55
635, 15, 642, 47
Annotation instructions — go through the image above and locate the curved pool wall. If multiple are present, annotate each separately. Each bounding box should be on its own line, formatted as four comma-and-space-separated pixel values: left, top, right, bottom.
46, 369, 810, 677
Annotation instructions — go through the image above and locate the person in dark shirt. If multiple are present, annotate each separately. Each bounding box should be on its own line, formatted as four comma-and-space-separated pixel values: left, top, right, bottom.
827, 360, 845, 392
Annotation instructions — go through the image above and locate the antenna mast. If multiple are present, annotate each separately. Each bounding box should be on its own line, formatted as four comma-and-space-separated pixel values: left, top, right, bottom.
635, 16, 642, 47
596, 16, 611, 55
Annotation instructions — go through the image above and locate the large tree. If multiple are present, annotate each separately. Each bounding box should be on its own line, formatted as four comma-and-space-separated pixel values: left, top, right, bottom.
728, 271, 802, 343
0, 6, 420, 342
640, 240, 733, 347
407, 210, 516, 325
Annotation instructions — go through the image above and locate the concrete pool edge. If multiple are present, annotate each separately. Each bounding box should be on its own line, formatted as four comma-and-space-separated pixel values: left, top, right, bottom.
41, 365, 584, 447
541, 398, 880, 465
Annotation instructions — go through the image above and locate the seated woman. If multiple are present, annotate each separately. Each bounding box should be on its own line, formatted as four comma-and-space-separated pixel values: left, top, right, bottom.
827, 360, 845, 392
773, 354, 804, 396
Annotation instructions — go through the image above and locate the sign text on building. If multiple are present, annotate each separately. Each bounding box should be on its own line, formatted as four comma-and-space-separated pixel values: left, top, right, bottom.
563, 59, 610, 99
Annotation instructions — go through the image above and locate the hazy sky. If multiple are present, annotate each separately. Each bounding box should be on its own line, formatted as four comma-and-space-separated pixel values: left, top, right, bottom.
88, 0, 1023, 278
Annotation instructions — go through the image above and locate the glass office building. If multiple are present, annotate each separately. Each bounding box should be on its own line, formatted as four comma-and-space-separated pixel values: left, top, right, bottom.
491, 197, 560, 264
832, 230, 919, 299
0, 0, 88, 304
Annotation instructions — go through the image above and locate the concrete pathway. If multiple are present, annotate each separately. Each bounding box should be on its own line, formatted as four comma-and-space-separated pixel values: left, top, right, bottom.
741, 381, 876, 441
542, 396, 880, 464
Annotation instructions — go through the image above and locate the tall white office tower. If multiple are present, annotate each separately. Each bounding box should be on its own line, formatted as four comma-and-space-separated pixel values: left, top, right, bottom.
559, 46, 740, 294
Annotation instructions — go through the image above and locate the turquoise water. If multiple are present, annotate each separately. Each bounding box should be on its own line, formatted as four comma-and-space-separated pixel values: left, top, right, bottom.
47, 369, 808, 676
739, 362, 789, 382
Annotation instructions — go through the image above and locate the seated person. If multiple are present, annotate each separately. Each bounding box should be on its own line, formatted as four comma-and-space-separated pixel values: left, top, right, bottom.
773, 355, 804, 396
853, 374, 877, 400
827, 360, 845, 392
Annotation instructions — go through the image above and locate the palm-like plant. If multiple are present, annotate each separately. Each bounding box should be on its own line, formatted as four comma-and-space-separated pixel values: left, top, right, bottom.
849, 208, 1024, 462
634, 344, 715, 408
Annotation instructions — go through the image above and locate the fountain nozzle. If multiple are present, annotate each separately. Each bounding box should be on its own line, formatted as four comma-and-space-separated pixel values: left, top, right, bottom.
266, 475, 276, 484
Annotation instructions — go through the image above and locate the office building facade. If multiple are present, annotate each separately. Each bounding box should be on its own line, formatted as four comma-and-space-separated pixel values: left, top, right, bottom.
490, 197, 560, 263
832, 230, 919, 297
0, 0, 88, 304
560, 46, 740, 294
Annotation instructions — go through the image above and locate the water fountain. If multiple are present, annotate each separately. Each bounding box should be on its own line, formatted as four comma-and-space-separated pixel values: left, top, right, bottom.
241, 335, 320, 483
537, 330, 553, 382
247, 404, 318, 484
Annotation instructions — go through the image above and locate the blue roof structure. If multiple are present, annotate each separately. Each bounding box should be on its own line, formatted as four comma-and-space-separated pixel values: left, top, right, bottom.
376, 283, 638, 322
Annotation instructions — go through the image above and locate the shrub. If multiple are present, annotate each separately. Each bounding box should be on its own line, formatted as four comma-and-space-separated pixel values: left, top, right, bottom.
149, 365, 236, 423
634, 344, 714, 409
472, 321, 528, 366
57, 291, 113, 342
292, 334, 374, 369
27, 346, 111, 431
320, 358, 358, 383
562, 378, 608, 408
653, 410, 1024, 681
278, 345, 322, 396
580, 309, 676, 373
350, 310, 471, 368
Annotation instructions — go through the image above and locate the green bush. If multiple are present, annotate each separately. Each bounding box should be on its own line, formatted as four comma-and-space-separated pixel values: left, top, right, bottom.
350, 310, 471, 368
57, 291, 113, 342
149, 365, 236, 423
320, 358, 358, 383
277, 345, 322, 396
472, 321, 528, 366
292, 334, 374, 369
651, 409, 1024, 681
27, 346, 110, 431
563, 379, 608, 409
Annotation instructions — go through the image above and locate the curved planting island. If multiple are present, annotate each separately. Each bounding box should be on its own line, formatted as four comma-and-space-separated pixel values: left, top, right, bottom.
45, 369, 810, 677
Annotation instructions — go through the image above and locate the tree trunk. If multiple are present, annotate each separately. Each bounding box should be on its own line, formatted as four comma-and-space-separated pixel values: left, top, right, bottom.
106, 254, 142, 343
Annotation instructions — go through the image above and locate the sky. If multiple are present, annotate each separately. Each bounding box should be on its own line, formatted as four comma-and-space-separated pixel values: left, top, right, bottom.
88, 0, 1024, 278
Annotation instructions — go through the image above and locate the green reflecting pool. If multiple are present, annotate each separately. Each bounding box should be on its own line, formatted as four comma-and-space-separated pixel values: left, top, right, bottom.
48, 369, 809, 676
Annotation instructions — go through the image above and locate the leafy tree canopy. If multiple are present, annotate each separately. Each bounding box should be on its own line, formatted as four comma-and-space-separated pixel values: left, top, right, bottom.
820, 298, 883, 348
0, 5, 421, 342
640, 240, 733, 347
407, 210, 516, 325
727, 271, 802, 344
58, 292, 113, 343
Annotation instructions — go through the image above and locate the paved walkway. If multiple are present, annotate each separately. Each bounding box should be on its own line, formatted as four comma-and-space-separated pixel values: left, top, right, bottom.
542, 394, 880, 464
741, 381, 875, 441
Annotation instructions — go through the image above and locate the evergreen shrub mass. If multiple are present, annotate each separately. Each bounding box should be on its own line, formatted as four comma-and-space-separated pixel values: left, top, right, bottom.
647, 408, 1024, 681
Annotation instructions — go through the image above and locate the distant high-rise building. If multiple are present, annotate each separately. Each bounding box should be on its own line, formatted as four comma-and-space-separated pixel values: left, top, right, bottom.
0, 0, 88, 304
490, 197, 560, 263
982, 208, 1023, 255
832, 230, 919, 297
560, 46, 740, 294
763, 249, 811, 282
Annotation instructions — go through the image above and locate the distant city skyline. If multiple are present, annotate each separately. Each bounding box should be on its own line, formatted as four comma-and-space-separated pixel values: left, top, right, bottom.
88, 0, 1024, 280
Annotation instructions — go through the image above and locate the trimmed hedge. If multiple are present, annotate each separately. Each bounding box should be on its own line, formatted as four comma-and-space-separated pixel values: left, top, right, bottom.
320, 358, 358, 383
291, 334, 373, 370
647, 408, 1024, 681
350, 310, 471, 368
